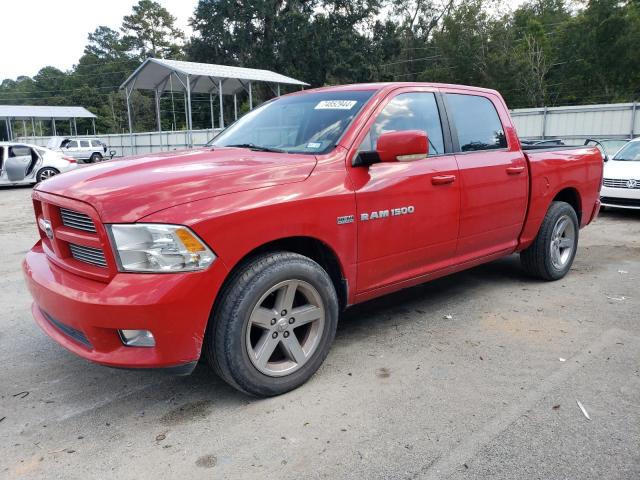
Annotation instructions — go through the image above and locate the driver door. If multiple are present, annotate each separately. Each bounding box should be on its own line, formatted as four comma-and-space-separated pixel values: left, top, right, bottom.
5, 145, 32, 182
348, 89, 460, 294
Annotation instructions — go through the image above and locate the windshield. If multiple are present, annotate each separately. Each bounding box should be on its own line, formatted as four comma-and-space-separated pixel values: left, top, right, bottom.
209, 90, 375, 154
612, 141, 640, 161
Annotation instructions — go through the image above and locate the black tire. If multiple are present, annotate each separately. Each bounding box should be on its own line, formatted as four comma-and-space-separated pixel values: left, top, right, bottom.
204, 252, 339, 396
520, 201, 579, 281
36, 167, 59, 183
89, 153, 103, 163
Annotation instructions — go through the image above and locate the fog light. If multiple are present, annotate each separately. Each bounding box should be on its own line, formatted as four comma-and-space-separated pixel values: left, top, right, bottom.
119, 329, 155, 347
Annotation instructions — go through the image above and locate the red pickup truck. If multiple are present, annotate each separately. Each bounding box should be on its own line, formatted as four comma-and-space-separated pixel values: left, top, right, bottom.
23, 83, 603, 396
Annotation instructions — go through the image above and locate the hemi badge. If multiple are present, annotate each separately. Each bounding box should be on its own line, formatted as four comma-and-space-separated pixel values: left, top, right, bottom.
337, 215, 354, 225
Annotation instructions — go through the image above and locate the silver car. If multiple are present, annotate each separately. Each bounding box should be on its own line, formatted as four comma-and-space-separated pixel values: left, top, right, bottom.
47, 137, 109, 163
0, 142, 77, 185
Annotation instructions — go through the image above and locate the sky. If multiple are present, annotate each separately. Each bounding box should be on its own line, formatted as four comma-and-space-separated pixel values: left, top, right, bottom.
0, 0, 198, 81
1, 0, 529, 82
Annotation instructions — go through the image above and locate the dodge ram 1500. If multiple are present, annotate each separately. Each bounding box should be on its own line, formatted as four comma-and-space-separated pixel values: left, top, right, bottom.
23, 83, 603, 396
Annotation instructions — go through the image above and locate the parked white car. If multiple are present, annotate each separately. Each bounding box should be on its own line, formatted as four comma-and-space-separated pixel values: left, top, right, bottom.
0, 142, 77, 185
47, 137, 109, 163
601, 138, 640, 209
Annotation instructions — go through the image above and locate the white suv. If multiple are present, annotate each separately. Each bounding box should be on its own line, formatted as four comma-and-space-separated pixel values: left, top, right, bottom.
47, 137, 109, 164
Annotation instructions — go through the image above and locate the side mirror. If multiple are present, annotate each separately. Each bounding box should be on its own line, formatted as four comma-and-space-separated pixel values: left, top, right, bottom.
376, 130, 429, 163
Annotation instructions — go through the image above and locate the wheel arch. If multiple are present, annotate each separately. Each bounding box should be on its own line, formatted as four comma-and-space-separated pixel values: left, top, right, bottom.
553, 187, 582, 224
221, 236, 349, 311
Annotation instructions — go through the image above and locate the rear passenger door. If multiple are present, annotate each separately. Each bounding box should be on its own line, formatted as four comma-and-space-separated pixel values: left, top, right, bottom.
444, 91, 528, 259
79, 140, 92, 160
5, 145, 32, 182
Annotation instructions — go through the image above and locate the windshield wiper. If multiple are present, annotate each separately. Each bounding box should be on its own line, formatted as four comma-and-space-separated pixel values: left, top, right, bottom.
225, 143, 286, 153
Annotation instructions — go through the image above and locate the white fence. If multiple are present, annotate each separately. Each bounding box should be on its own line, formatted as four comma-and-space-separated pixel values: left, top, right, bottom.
511, 102, 639, 141
16, 128, 223, 157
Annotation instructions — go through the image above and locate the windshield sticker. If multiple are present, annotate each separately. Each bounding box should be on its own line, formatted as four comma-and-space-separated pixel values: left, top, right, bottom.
315, 100, 357, 110
307, 142, 322, 149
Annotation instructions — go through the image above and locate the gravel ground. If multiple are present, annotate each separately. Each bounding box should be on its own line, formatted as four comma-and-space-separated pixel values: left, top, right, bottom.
1, 185, 639, 480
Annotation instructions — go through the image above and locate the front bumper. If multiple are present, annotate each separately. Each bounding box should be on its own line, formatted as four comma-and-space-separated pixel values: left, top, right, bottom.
23, 241, 228, 372
601, 185, 640, 209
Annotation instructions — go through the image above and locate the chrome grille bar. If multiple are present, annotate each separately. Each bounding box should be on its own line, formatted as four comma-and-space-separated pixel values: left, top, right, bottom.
60, 208, 97, 233
603, 178, 640, 189
69, 243, 107, 268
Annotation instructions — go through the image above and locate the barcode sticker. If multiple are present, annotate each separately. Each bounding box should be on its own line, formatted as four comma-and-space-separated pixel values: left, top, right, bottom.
315, 100, 357, 110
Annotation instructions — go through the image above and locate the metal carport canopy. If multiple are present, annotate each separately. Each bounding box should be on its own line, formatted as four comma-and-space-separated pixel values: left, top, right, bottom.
0, 105, 95, 120
120, 58, 309, 95
119, 58, 309, 150
0, 105, 96, 140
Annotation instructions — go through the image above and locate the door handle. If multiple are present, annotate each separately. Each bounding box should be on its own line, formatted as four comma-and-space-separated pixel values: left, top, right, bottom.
506, 166, 525, 175
431, 175, 456, 185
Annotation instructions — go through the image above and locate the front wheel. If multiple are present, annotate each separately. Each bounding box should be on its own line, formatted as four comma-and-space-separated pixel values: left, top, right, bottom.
520, 201, 579, 281
204, 252, 339, 396
36, 167, 59, 183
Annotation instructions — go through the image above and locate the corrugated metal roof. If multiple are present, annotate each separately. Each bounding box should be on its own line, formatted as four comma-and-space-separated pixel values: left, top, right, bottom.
0, 105, 96, 119
120, 58, 309, 95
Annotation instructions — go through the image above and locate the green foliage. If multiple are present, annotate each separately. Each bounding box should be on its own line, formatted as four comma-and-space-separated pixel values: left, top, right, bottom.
1, 0, 639, 137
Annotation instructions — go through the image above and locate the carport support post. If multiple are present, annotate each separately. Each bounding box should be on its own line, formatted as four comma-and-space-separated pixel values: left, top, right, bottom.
630, 101, 637, 138
73, 117, 77, 136
541, 106, 548, 140
5, 118, 10, 140
234, 94, 238, 121
155, 89, 162, 132
23, 120, 27, 138
154, 89, 162, 150
92, 119, 96, 136
249, 81, 253, 110
185, 74, 193, 148
277, 84, 281, 96
31, 117, 36, 137
51, 118, 56, 137
209, 93, 215, 130
125, 86, 135, 155
219, 79, 224, 129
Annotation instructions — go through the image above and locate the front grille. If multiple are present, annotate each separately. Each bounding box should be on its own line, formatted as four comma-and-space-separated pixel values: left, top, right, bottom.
41, 309, 92, 348
602, 178, 640, 189
69, 243, 107, 267
60, 208, 97, 233
601, 196, 640, 207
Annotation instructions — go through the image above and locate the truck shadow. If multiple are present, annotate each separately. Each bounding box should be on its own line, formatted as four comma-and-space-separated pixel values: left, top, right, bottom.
340, 254, 530, 333
44, 254, 542, 417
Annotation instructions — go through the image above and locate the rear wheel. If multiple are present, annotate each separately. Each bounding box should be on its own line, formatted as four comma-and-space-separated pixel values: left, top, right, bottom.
89, 153, 103, 163
36, 167, 59, 183
204, 252, 339, 396
520, 201, 579, 280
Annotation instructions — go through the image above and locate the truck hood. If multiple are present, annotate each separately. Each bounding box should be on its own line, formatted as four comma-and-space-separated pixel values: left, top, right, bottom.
36, 147, 317, 222
603, 159, 640, 180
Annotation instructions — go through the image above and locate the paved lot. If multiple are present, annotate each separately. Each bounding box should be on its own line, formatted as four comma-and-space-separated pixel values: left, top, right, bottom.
1, 185, 639, 480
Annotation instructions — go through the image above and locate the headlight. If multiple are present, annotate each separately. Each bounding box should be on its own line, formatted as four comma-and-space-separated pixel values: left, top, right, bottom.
107, 224, 215, 272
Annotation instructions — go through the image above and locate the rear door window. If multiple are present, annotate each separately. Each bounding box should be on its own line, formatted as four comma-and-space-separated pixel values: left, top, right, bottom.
446, 94, 507, 152
91, 140, 102, 147
9, 145, 31, 157
80, 140, 91, 148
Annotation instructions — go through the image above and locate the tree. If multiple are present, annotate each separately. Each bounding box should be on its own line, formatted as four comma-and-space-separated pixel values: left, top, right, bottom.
121, 0, 184, 59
